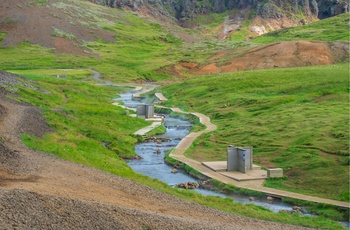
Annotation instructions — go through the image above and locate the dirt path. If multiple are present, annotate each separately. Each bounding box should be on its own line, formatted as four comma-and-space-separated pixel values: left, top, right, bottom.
0, 85, 313, 228
154, 94, 350, 209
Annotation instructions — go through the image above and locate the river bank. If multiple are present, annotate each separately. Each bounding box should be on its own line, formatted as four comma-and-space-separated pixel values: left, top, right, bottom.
116, 90, 312, 215
116, 87, 349, 226
1, 72, 322, 230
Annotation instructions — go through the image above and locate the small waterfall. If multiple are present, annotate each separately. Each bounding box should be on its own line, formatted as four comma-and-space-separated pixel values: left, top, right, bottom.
223, 15, 230, 34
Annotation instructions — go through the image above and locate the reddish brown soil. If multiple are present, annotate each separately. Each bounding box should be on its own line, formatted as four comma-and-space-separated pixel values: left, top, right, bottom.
181, 62, 198, 69
172, 41, 349, 76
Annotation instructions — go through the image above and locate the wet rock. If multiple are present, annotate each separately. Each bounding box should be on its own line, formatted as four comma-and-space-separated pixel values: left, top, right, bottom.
175, 182, 199, 189
267, 196, 274, 203
154, 149, 161, 154
128, 155, 142, 160
174, 163, 181, 169
171, 169, 178, 174
299, 207, 307, 214
279, 208, 306, 215
279, 210, 294, 214
249, 197, 255, 201
200, 180, 214, 190
101, 142, 109, 147
292, 206, 307, 214
144, 137, 171, 143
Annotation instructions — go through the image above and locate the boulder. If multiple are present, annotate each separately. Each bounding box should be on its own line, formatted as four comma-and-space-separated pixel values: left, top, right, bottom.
249, 197, 255, 201
175, 182, 199, 189
267, 196, 274, 203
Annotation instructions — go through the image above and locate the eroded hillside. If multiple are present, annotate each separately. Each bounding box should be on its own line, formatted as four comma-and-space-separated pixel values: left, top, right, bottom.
170, 41, 349, 76
90, 0, 349, 31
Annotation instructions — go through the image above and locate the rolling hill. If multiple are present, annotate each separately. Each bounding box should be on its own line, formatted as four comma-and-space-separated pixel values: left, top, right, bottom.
0, 0, 349, 229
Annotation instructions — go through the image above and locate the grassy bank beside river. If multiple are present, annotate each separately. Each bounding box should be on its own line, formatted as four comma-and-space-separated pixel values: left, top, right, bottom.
3, 71, 342, 229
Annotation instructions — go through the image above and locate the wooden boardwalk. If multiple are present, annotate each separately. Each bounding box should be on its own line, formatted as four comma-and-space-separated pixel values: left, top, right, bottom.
155, 93, 167, 102
152, 93, 350, 209
134, 122, 162, 135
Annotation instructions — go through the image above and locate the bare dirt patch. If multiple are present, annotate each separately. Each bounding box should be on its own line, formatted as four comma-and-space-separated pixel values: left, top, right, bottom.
252, 16, 306, 32
180, 62, 198, 69
172, 41, 349, 76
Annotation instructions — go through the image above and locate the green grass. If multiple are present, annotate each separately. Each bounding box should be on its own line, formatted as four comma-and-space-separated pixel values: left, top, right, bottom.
282, 197, 349, 222
228, 13, 255, 42
161, 64, 349, 201
0, 32, 6, 44
0, 0, 251, 82
2, 72, 342, 229
1, 0, 349, 227
16, 74, 150, 160
253, 13, 350, 43
10, 69, 93, 81
0, 0, 188, 82
145, 125, 166, 137
182, 11, 229, 29
18, 0, 48, 7
0, 42, 98, 70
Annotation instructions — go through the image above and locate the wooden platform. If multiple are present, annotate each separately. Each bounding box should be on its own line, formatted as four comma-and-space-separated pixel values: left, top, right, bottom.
201, 161, 227, 172
202, 161, 267, 182
155, 93, 167, 102
134, 122, 162, 135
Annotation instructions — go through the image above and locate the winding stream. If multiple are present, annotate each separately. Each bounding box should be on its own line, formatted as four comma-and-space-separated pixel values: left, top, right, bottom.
114, 87, 350, 228
114, 89, 305, 213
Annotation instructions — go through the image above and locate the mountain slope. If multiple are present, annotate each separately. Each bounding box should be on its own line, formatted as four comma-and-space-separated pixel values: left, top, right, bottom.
168, 13, 349, 76
0, 0, 193, 82
90, 0, 349, 28
0, 1, 348, 81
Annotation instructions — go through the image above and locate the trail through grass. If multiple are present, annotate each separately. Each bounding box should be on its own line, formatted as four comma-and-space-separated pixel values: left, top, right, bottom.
1, 1, 349, 227
161, 64, 349, 202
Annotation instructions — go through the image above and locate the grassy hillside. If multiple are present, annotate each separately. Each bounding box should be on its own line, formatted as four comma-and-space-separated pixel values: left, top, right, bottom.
0, 0, 180, 82
0, 0, 348, 228
2, 4, 347, 84
161, 64, 349, 202
253, 13, 350, 43
226, 13, 349, 43
0, 0, 236, 82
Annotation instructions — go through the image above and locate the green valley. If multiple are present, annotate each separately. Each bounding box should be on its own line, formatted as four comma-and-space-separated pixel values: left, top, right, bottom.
0, 0, 349, 228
